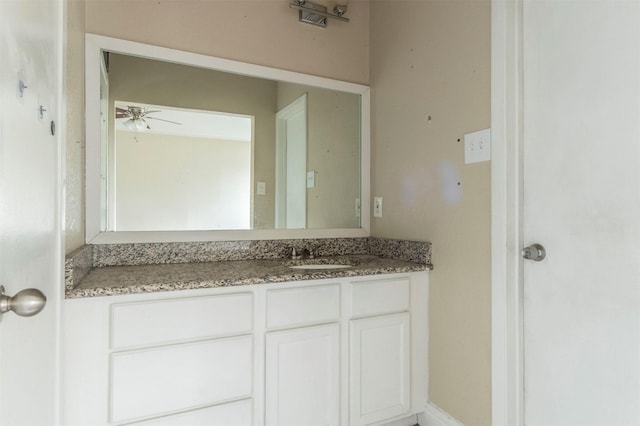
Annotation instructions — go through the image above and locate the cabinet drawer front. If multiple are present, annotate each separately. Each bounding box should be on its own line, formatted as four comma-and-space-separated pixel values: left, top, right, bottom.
130, 399, 252, 426
111, 293, 253, 350
110, 336, 253, 423
350, 277, 410, 317
266, 284, 340, 329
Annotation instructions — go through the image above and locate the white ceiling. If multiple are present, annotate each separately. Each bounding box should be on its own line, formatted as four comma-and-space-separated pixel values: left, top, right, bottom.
114, 101, 253, 142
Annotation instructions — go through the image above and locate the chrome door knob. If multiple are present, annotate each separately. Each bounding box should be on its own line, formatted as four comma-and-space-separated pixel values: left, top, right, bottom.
521, 243, 546, 261
0, 285, 47, 317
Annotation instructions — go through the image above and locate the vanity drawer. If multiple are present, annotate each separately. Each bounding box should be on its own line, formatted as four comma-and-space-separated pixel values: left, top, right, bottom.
110, 335, 253, 423
110, 293, 253, 350
350, 277, 410, 317
130, 399, 253, 426
266, 284, 340, 329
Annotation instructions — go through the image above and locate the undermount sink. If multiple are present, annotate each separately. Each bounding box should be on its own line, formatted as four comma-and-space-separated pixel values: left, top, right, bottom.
289, 264, 352, 270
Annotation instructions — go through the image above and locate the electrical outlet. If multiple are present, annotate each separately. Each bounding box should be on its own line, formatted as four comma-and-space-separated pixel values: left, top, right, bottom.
257, 182, 266, 195
374, 197, 383, 218
464, 128, 491, 164
355, 198, 361, 217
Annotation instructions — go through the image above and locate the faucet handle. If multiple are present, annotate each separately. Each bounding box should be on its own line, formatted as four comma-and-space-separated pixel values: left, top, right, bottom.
307, 248, 316, 259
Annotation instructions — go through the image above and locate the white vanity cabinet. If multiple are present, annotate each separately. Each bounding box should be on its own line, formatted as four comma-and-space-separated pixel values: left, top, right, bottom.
266, 323, 340, 426
63, 290, 255, 426
349, 277, 413, 426
62, 271, 428, 426
265, 284, 342, 426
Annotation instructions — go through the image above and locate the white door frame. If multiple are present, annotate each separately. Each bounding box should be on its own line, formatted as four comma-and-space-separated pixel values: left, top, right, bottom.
275, 94, 307, 229
491, 0, 525, 425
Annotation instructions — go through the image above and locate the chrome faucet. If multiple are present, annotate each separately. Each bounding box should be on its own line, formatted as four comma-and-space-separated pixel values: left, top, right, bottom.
290, 247, 318, 260
290, 248, 303, 260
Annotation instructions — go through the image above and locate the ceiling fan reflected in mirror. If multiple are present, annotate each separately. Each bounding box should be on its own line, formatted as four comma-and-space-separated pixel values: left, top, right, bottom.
115, 105, 182, 131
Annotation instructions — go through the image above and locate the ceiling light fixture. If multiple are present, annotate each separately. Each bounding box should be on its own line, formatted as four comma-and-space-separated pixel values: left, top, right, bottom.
123, 118, 149, 131
289, 0, 349, 28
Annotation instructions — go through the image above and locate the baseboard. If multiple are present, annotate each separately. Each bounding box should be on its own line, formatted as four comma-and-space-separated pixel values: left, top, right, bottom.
418, 401, 465, 426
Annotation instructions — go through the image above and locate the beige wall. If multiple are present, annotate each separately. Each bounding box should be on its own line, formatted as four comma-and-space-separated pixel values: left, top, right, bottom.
370, 1, 491, 425
85, 0, 370, 85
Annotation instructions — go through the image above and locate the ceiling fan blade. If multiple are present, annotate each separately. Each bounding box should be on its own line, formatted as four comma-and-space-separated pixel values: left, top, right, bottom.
115, 113, 131, 118
115, 107, 130, 113
145, 116, 182, 125
143, 109, 162, 115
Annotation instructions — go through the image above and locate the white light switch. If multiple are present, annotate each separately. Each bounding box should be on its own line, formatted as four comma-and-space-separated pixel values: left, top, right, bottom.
373, 197, 383, 218
257, 182, 266, 195
306, 171, 316, 188
464, 128, 491, 164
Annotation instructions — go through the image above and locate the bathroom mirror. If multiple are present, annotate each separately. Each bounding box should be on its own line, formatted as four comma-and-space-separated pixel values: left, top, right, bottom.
86, 34, 370, 243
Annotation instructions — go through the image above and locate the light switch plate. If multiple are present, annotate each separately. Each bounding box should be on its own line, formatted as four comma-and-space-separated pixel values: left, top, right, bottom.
306, 171, 316, 188
464, 128, 491, 164
373, 197, 383, 218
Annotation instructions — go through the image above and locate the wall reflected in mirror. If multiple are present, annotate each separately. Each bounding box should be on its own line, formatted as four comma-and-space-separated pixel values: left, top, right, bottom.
101, 52, 361, 233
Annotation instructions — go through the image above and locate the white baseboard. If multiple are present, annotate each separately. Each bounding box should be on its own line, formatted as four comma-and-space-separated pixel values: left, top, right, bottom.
418, 401, 465, 426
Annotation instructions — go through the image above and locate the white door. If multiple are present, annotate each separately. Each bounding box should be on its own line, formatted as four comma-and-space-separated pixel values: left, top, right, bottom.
521, 2, 640, 423
502, 1, 640, 425
0, 0, 62, 425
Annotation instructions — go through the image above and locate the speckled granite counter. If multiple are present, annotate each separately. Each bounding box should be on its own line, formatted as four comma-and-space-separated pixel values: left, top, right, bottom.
67, 254, 428, 298
66, 238, 432, 299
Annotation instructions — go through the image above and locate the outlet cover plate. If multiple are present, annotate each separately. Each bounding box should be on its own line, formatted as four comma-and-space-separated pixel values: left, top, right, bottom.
373, 197, 383, 218
464, 128, 491, 164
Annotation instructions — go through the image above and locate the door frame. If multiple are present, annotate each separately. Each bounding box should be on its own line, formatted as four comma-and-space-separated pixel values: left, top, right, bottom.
491, 0, 525, 425
275, 94, 307, 229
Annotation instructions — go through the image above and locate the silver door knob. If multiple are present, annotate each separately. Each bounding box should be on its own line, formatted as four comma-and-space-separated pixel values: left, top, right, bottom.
521, 243, 546, 261
0, 285, 47, 317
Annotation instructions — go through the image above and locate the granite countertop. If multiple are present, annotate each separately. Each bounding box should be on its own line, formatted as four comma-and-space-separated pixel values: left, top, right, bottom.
66, 254, 428, 298
65, 237, 432, 299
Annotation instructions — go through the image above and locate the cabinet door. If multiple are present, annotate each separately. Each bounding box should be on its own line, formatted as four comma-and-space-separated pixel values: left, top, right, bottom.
265, 323, 340, 426
350, 312, 410, 426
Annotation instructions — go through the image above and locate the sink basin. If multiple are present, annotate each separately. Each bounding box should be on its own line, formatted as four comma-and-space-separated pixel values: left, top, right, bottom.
289, 264, 352, 270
